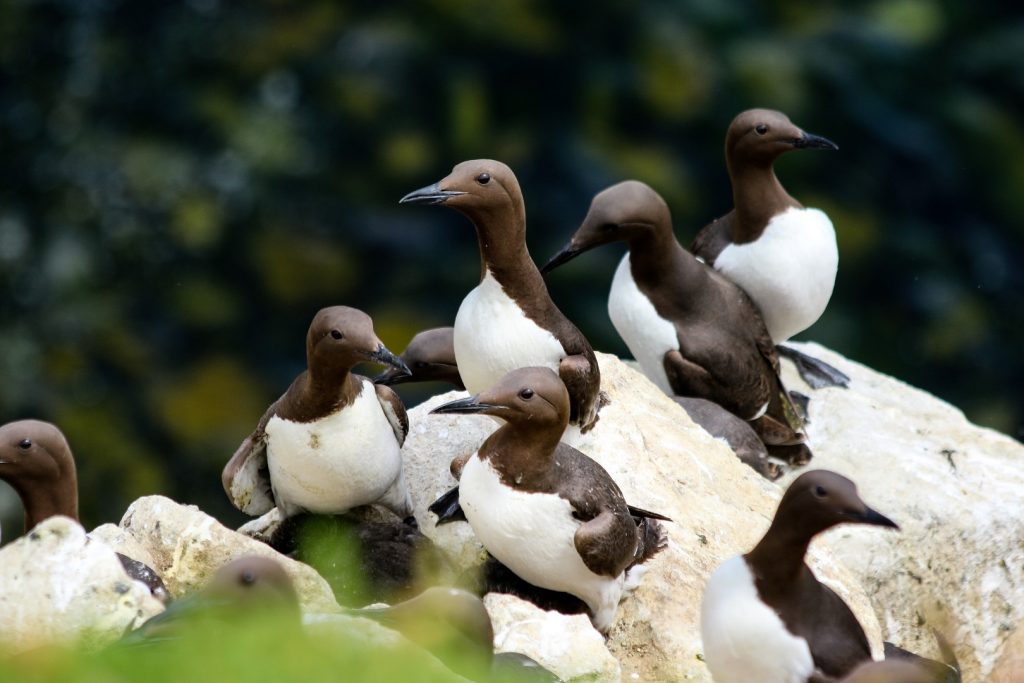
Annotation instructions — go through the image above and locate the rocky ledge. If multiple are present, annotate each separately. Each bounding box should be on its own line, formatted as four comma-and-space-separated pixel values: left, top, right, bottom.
0, 345, 1021, 681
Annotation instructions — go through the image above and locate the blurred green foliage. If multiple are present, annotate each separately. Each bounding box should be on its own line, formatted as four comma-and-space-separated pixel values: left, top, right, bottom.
0, 0, 1021, 538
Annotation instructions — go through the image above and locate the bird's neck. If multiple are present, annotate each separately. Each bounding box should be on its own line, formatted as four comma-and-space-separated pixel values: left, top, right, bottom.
479, 422, 563, 488
16, 477, 78, 532
728, 161, 800, 244
460, 202, 543, 292
625, 224, 703, 290
745, 520, 814, 586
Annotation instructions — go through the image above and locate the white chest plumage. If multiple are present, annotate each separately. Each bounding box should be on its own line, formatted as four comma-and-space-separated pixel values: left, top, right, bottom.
265, 381, 402, 515
453, 270, 567, 395
607, 254, 680, 395
714, 207, 837, 343
701, 556, 814, 683
459, 454, 625, 630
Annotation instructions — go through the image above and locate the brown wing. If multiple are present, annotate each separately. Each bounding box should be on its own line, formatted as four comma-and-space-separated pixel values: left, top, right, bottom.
221, 398, 281, 516
689, 212, 735, 267
373, 381, 409, 447
558, 350, 601, 432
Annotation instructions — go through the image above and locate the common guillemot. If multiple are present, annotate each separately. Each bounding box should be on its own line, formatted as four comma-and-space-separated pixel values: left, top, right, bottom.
400, 160, 603, 436
701, 470, 898, 682
690, 109, 849, 389
430, 366, 668, 633
221, 306, 415, 523
542, 180, 809, 466
374, 327, 465, 390
0, 419, 169, 602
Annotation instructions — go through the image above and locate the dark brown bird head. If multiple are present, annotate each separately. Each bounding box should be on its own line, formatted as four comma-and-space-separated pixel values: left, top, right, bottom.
203, 555, 300, 613
776, 470, 898, 539
0, 419, 78, 530
430, 366, 568, 429
542, 180, 671, 273
726, 108, 837, 169
373, 327, 463, 389
306, 306, 409, 379
400, 159, 524, 234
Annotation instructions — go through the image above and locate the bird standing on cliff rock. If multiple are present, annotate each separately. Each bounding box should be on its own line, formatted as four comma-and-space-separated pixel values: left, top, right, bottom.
690, 109, 849, 390
400, 160, 603, 438
222, 306, 415, 523
542, 179, 809, 469
431, 366, 668, 633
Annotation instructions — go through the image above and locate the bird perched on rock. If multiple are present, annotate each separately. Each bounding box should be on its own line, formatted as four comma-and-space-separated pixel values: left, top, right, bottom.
222, 306, 415, 523
0, 419, 168, 602
701, 470, 899, 682
543, 180, 808, 466
400, 160, 603, 437
690, 109, 849, 389
431, 367, 668, 633
674, 397, 780, 480
374, 327, 465, 390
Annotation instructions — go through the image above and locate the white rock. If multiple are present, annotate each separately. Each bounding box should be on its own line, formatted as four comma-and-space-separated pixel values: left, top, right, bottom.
484, 592, 621, 683
780, 341, 1024, 682
403, 352, 882, 681
0, 516, 164, 652
117, 495, 340, 614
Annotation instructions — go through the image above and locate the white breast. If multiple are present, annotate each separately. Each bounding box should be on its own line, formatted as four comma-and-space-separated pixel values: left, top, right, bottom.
265, 381, 403, 515
459, 454, 625, 630
701, 556, 814, 683
607, 254, 679, 395
453, 270, 567, 395
714, 207, 837, 343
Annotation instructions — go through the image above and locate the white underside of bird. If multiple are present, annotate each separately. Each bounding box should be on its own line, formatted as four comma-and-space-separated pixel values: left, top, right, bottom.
454, 270, 566, 396
265, 380, 410, 517
459, 453, 627, 632
607, 253, 679, 395
701, 555, 814, 683
714, 207, 837, 343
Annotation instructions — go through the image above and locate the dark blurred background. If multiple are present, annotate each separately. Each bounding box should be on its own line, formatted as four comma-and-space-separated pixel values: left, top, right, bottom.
1, 0, 1021, 539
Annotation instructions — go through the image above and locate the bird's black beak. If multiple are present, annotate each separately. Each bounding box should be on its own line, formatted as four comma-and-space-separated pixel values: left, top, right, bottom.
399, 183, 466, 206
792, 131, 839, 151
367, 344, 412, 377
850, 506, 899, 530
373, 364, 411, 386
430, 395, 504, 415
540, 241, 583, 275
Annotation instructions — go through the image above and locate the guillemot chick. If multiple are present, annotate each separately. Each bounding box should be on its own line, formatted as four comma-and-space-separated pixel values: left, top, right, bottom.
374, 327, 465, 390
543, 180, 808, 466
222, 306, 415, 522
690, 109, 849, 389
431, 367, 668, 633
0, 419, 169, 602
701, 470, 898, 682
401, 160, 603, 437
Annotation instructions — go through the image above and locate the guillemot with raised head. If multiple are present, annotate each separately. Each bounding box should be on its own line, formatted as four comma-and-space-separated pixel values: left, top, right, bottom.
431, 366, 668, 633
222, 306, 415, 523
400, 160, 603, 437
543, 180, 808, 466
691, 108, 849, 389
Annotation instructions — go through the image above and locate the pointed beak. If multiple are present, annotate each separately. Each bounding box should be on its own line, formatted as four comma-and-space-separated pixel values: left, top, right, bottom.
540, 241, 583, 275
373, 364, 411, 386
367, 344, 411, 377
399, 182, 466, 206
850, 506, 899, 530
430, 394, 505, 416
792, 131, 838, 151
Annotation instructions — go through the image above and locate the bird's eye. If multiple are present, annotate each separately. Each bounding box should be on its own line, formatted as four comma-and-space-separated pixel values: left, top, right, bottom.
415, 361, 427, 369
519, 388, 534, 400
330, 330, 343, 340
18, 439, 31, 450
813, 485, 827, 498
755, 124, 768, 135
476, 173, 490, 185
241, 570, 256, 586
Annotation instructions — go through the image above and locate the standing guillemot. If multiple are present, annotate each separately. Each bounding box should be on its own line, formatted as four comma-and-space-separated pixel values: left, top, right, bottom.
0, 419, 169, 602
690, 109, 850, 389
221, 306, 416, 522
374, 327, 465, 390
400, 160, 603, 436
430, 367, 668, 633
542, 180, 809, 466
700, 470, 899, 683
